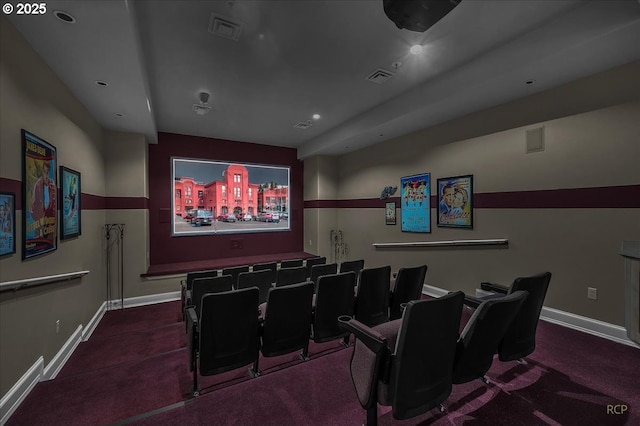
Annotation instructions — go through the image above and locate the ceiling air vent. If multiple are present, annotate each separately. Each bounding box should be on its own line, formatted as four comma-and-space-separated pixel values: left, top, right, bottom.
366, 68, 395, 84
208, 13, 242, 41
293, 121, 312, 129
193, 104, 211, 116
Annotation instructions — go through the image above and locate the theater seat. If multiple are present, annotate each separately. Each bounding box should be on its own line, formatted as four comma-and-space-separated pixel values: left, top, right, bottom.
339, 291, 464, 426
453, 291, 528, 384
251, 281, 314, 376
186, 287, 260, 396
389, 265, 427, 320
465, 272, 552, 362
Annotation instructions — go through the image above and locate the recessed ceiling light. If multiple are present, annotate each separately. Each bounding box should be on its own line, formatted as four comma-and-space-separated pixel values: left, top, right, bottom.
53, 10, 76, 24
525, 79, 536, 86
312, 114, 321, 120
409, 45, 423, 55
96, 81, 108, 87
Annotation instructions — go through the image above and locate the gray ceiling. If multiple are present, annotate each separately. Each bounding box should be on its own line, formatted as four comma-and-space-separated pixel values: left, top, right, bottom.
8, 1, 640, 158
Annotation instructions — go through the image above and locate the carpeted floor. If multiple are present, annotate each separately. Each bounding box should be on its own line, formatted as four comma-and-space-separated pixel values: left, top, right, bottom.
6, 300, 640, 426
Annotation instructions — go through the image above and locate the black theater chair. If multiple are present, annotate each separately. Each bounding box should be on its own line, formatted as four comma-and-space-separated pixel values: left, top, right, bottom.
389, 265, 427, 320
222, 265, 250, 289
180, 269, 218, 318
252, 262, 277, 284
339, 259, 364, 286
309, 263, 338, 292
453, 291, 528, 385
465, 272, 552, 363
275, 265, 308, 288
187, 275, 235, 319
250, 281, 314, 376
280, 258, 303, 268
304, 256, 326, 279
186, 287, 260, 396
237, 269, 274, 304
338, 291, 465, 426
312, 271, 356, 345
355, 266, 391, 327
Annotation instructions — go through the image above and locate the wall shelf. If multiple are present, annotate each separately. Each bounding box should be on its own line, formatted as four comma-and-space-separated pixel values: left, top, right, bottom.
372, 239, 508, 249
0, 270, 90, 293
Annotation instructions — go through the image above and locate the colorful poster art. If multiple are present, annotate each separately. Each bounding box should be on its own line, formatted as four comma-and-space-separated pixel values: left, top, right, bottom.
60, 166, 81, 239
437, 175, 473, 229
400, 173, 431, 233
22, 129, 58, 259
0, 192, 16, 256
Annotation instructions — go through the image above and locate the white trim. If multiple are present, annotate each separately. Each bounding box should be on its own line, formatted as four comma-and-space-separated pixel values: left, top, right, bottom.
540, 307, 640, 349
108, 291, 180, 309
423, 284, 449, 298
83, 301, 107, 341
426, 284, 640, 349
0, 357, 43, 425
42, 325, 83, 381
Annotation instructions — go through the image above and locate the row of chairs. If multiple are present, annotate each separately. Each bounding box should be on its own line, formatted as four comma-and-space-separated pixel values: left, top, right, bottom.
339, 272, 552, 425
180, 257, 365, 313
186, 271, 359, 395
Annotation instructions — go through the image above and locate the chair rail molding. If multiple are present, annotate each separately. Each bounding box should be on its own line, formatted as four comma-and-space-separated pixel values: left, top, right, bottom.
373, 238, 508, 249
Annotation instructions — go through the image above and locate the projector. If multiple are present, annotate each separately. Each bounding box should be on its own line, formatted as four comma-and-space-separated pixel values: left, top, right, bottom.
383, 0, 461, 32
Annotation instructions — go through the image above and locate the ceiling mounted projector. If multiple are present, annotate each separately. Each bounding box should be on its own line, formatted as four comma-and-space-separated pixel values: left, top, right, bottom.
383, 0, 461, 32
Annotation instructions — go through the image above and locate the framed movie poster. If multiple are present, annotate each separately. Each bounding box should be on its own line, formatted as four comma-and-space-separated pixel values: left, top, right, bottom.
385, 201, 396, 225
22, 129, 58, 259
437, 174, 473, 229
400, 173, 431, 233
0, 192, 16, 256
60, 166, 81, 239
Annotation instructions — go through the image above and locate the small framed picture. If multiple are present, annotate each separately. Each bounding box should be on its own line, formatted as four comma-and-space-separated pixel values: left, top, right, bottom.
385, 201, 396, 225
437, 174, 473, 229
60, 166, 81, 239
0, 192, 16, 256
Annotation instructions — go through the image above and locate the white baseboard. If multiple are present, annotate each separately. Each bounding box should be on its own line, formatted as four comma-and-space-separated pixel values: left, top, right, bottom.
82, 301, 107, 341
0, 356, 43, 425
107, 291, 180, 310
42, 325, 83, 381
443, 284, 640, 349
540, 306, 640, 348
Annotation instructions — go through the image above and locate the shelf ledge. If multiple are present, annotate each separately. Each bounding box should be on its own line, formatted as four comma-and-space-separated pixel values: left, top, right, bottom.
373, 239, 508, 249
0, 270, 90, 293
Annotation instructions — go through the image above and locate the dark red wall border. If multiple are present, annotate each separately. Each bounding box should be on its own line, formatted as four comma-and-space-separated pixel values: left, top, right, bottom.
148, 132, 304, 266
304, 185, 640, 209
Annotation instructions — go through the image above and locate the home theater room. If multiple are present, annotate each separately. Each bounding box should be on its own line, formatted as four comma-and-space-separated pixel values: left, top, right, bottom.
1, 0, 639, 425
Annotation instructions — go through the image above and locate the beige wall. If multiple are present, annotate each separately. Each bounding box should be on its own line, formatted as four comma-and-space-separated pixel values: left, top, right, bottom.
0, 17, 107, 397
305, 64, 640, 327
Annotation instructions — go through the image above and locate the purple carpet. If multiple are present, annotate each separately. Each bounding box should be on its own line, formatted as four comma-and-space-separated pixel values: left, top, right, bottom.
6, 300, 640, 425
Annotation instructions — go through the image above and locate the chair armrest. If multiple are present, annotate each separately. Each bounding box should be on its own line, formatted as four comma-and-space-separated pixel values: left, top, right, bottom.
186, 306, 198, 326
463, 294, 483, 309
185, 289, 192, 306
338, 316, 386, 354
480, 282, 509, 294
180, 279, 186, 289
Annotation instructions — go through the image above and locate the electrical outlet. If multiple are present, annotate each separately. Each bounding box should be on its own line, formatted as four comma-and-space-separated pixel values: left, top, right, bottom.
587, 287, 597, 300
56, 320, 60, 333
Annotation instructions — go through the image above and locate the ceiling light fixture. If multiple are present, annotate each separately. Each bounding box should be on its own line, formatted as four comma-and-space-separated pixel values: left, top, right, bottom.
525, 79, 536, 86
96, 80, 108, 87
193, 91, 212, 116
312, 114, 321, 120
114, 113, 124, 117
410, 44, 423, 55
53, 10, 76, 23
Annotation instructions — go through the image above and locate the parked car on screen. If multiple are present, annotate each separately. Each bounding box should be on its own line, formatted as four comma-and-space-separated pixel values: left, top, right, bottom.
184, 212, 194, 221
258, 212, 280, 223
243, 213, 253, 221
192, 209, 213, 226
223, 214, 236, 222
280, 212, 288, 220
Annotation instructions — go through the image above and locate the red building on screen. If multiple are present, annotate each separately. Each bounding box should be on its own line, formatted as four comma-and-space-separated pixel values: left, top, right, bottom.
174, 164, 287, 217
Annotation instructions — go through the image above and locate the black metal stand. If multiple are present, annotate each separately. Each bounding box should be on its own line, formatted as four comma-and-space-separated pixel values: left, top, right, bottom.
105, 224, 125, 310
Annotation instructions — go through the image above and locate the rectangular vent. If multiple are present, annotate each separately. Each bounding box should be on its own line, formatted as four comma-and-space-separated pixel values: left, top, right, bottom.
208, 14, 242, 41
526, 126, 545, 153
366, 68, 395, 84
293, 121, 312, 129
193, 104, 211, 115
